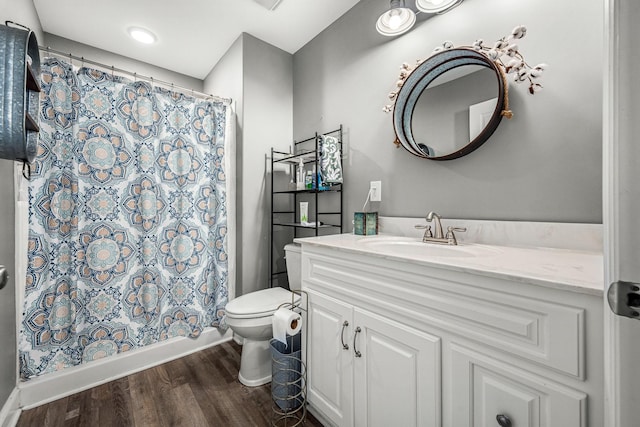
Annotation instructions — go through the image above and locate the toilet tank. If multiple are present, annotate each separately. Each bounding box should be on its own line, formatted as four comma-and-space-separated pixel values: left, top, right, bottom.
284, 243, 302, 291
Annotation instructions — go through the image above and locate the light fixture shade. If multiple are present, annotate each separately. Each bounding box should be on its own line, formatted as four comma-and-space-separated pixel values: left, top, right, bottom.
253, 0, 284, 11
416, 0, 463, 14
376, 0, 416, 37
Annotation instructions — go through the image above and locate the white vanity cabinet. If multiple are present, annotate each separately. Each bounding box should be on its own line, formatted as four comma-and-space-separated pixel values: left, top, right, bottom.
307, 289, 441, 427
306, 290, 354, 426
300, 239, 604, 427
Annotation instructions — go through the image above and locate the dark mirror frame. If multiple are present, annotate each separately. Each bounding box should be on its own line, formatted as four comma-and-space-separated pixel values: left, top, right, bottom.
393, 48, 507, 160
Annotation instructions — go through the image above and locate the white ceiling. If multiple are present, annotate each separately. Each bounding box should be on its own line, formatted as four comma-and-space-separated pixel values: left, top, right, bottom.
33, 0, 361, 79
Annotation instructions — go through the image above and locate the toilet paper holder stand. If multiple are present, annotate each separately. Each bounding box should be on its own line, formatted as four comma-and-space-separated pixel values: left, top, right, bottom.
273, 289, 309, 425
275, 288, 308, 357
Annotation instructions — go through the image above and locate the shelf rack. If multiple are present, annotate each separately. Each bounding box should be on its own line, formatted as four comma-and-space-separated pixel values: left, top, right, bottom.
269, 125, 343, 287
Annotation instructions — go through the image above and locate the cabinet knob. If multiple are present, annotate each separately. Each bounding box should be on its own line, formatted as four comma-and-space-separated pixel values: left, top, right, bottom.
340, 321, 349, 350
496, 414, 512, 427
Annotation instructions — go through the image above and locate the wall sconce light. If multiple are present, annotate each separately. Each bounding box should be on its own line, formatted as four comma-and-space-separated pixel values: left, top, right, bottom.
376, 0, 417, 37
376, 0, 465, 37
415, 0, 463, 14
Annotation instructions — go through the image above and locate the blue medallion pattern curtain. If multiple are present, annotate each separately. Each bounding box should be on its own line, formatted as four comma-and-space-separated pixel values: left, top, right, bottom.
19, 58, 231, 379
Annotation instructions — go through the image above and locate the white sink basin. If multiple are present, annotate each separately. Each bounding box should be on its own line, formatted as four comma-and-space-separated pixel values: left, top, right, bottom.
357, 236, 502, 258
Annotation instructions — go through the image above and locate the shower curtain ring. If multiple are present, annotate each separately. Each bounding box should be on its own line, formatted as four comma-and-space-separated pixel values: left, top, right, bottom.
111, 65, 115, 79
81, 56, 84, 68
134, 72, 137, 82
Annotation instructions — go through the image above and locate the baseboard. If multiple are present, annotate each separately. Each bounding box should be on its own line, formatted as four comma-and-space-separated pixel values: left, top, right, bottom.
19, 327, 232, 410
0, 388, 21, 427
307, 403, 336, 427
233, 333, 244, 345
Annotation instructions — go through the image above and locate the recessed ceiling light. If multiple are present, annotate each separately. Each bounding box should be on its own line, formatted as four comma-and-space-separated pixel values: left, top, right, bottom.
128, 27, 156, 44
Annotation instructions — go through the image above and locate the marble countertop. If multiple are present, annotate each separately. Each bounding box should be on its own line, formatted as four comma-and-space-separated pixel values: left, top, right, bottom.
295, 233, 604, 296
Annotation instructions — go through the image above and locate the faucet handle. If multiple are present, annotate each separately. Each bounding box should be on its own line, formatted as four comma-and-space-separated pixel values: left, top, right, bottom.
415, 224, 433, 239
445, 226, 466, 245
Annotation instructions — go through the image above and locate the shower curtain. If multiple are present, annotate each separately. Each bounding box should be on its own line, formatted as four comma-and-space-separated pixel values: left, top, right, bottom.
19, 58, 232, 379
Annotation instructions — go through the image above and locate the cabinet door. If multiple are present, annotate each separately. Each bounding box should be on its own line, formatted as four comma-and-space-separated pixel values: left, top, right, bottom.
449, 343, 587, 427
353, 309, 441, 427
307, 290, 354, 427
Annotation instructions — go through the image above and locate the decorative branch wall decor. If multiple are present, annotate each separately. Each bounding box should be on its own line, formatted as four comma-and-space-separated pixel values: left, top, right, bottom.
384, 26, 547, 160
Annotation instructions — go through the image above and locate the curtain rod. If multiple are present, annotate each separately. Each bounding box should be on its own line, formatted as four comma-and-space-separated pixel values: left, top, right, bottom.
38, 46, 232, 104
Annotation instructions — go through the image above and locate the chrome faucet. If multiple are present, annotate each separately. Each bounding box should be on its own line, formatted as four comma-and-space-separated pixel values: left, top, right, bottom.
426, 211, 444, 239
415, 211, 467, 245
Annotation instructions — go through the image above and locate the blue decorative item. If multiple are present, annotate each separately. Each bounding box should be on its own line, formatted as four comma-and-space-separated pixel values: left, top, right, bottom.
354, 212, 366, 235
320, 134, 343, 184
270, 334, 303, 411
365, 212, 379, 235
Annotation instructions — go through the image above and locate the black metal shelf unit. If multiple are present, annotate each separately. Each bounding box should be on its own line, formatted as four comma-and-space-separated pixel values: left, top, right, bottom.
269, 125, 343, 287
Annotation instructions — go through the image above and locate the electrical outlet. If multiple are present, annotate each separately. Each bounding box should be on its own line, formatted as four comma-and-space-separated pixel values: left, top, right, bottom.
370, 181, 382, 202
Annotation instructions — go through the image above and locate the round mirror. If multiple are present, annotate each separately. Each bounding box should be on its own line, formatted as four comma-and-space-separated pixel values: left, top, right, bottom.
393, 48, 506, 160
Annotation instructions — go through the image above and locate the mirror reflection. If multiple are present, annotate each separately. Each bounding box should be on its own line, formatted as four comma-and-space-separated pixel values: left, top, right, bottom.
411, 65, 499, 158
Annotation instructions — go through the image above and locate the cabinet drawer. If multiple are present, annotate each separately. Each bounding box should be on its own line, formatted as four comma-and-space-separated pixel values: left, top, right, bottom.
448, 343, 587, 427
305, 250, 586, 379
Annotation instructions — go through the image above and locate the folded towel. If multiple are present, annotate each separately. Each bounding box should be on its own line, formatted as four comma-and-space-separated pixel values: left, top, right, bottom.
320, 135, 343, 184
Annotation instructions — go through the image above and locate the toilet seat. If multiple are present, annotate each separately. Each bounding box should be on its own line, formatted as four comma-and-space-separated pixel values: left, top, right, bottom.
226, 287, 301, 319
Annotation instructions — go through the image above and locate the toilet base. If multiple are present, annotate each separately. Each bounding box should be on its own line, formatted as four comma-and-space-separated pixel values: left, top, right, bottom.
238, 338, 272, 387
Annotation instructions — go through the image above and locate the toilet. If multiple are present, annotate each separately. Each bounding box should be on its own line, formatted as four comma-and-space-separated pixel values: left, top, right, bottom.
225, 243, 302, 386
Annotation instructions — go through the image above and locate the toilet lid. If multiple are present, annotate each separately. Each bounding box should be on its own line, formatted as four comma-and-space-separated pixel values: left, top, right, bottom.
225, 287, 301, 318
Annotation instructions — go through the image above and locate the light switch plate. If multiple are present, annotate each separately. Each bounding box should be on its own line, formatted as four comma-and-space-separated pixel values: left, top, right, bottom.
370, 181, 381, 202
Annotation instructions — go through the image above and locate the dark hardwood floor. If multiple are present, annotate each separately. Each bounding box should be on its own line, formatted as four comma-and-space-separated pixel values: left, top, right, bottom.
17, 341, 323, 427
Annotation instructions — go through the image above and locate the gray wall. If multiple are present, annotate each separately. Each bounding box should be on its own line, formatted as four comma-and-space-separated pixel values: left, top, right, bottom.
43, 33, 202, 91
203, 36, 243, 298
205, 34, 293, 296
242, 35, 293, 294
293, 0, 603, 224
0, 0, 42, 41
0, 0, 42, 410
203, 34, 243, 127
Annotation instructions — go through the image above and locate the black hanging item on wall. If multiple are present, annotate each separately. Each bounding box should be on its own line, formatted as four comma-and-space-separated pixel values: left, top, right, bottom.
0, 21, 41, 172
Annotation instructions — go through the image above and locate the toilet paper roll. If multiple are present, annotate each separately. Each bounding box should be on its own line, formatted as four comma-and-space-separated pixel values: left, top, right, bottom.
273, 162, 290, 174
272, 307, 302, 347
